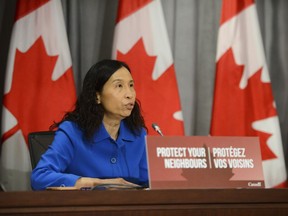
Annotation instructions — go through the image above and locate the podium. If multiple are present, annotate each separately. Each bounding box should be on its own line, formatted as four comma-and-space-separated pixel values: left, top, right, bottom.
1, 189, 288, 215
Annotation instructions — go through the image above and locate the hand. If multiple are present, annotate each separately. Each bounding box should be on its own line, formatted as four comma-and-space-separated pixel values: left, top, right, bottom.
74, 177, 139, 189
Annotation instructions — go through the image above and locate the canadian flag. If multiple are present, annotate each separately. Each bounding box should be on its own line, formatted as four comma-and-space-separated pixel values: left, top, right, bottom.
210, 0, 287, 188
112, 0, 184, 136
0, 0, 76, 191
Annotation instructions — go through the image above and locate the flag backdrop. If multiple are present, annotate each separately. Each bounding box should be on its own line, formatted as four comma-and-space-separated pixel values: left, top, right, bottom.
210, 0, 287, 188
112, 0, 184, 136
0, 0, 76, 191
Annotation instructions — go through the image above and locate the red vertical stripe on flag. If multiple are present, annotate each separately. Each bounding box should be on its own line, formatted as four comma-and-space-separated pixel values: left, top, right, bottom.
220, 0, 254, 24
116, 0, 152, 22
15, 0, 50, 20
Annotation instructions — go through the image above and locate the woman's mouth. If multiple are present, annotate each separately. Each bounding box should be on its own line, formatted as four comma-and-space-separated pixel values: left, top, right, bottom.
125, 103, 134, 110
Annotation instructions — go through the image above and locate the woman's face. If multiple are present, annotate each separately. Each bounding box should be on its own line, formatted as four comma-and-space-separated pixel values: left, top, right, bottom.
97, 67, 136, 121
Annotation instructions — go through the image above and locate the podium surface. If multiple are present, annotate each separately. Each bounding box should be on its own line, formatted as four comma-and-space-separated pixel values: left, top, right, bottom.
1, 189, 288, 215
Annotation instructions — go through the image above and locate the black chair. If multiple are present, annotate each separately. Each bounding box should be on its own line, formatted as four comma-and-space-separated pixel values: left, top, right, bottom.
28, 131, 55, 169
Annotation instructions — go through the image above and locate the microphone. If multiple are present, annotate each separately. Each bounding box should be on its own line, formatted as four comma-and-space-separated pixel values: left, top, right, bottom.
152, 123, 164, 136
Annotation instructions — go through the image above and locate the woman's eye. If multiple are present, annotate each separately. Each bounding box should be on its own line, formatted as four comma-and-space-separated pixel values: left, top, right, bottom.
117, 84, 123, 88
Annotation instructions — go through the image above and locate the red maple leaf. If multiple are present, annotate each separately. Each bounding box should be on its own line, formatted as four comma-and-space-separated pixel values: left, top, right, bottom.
3, 37, 76, 145
211, 48, 277, 160
117, 38, 184, 135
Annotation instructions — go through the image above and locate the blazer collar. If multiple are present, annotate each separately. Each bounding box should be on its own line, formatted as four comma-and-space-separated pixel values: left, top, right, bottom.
93, 121, 136, 143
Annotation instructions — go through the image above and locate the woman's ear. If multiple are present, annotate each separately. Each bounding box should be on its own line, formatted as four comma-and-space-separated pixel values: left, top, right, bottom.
96, 93, 101, 104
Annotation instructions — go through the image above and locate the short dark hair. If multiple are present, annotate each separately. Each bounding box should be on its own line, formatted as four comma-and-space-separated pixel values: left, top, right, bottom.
50, 59, 146, 139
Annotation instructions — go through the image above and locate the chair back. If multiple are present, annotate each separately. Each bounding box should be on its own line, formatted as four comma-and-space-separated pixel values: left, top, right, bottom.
28, 131, 55, 169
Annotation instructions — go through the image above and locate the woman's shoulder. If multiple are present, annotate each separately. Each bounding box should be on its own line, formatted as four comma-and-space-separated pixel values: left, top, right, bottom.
121, 121, 147, 139
58, 120, 83, 134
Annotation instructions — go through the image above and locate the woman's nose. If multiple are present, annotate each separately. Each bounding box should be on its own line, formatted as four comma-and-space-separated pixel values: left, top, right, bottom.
125, 87, 135, 99
125, 91, 133, 99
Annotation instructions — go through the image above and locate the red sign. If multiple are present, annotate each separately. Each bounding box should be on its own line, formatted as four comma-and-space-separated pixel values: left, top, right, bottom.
146, 136, 265, 189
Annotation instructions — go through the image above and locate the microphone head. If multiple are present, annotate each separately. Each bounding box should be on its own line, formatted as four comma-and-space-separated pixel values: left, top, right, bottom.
151, 123, 164, 136
152, 123, 158, 129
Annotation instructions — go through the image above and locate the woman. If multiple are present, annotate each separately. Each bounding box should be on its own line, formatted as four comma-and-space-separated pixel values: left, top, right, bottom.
31, 59, 148, 190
